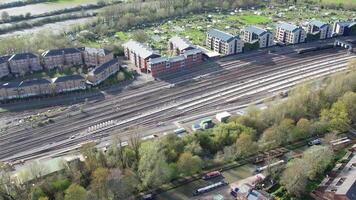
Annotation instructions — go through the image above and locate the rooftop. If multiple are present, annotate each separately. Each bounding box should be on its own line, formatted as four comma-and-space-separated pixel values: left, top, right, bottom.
9, 53, 38, 61
149, 57, 168, 65
336, 21, 356, 27
169, 55, 185, 63
123, 40, 160, 59
277, 22, 302, 32
83, 47, 112, 56
42, 48, 81, 57
244, 25, 270, 36
91, 59, 119, 75
207, 29, 237, 42
309, 19, 328, 28
0, 82, 19, 89
183, 49, 202, 56
169, 36, 195, 51
52, 74, 84, 83
18, 79, 50, 87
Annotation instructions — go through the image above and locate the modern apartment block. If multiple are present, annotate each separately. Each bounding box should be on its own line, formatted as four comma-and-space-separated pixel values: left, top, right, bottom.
0, 56, 10, 79
82, 47, 114, 67
206, 29, 244, 55
42, 48, 83, 70
123, 40, 161, 72
333, 21, 356, 36
168, 36, 196, 55
8, 53, 42, 74
52, 75, 86, 93
148, 49, 202, 77
87, 59, 120, 86
276, 22, 306, 44
17, 79, 51, 98
241, 25, 274, 48
307, 20, 332, 39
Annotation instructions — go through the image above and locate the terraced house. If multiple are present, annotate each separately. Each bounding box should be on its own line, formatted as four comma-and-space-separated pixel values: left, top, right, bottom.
276, 22, 306, 44
123, 40, 161, 72
0, 56, 10, 79
17, 79, 51, 98
0, 82, 19, 100
82, 47, 114, 66
206, 29, 244, 55
8, 53, 42, 74
87, 59, 120, 86
168, 36, 196, 55
52, 75, 86, 93
241, 25, 274, 48
333, 21, 356, 36
307, 20, 332, 40
41, 48, 83, 70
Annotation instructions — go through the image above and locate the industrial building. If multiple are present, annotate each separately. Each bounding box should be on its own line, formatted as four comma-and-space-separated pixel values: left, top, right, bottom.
307, 20, 333, 40
276, 22, 306, 44
241, 25, 274, 48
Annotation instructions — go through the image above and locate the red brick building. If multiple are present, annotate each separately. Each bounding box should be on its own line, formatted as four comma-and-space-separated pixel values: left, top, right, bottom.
168, 36, 196, 55
122, 40, 161, 72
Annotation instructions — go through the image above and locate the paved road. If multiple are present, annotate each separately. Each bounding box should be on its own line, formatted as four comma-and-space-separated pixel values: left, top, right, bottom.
0, 40, 355, 162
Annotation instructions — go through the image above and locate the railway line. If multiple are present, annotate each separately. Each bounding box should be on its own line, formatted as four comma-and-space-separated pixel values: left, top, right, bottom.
0, 48, 354, 162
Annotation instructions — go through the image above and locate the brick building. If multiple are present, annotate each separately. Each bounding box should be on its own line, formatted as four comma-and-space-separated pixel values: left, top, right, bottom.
206, 29, 244, 55
87, 59, 120, 86
168, 36, 196, 55
122, 40, 161, 72
307, 20, 332, 39
17, 79, 51, 98
0, 82, 19, 100
241, 25, 274, 48
276, 22, 306, 44
82, 47, 114, 67
8, 53, 42, 74
0, 56, 10, 79
42, 48, 83, 70
52, 75, 86, 93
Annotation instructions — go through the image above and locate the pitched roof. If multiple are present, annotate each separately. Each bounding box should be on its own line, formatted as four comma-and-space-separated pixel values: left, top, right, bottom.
42, 48, 81, 57
91, 59, 119, 75
169, 36, 195, 51
207, 29, 237, 42
244, 25, 269, 36
183, 49, 202, 56
9, 53, 38, 61
122, 40, 160, 59
18, 79, 50, 87
52, 74, 85, 83
83, 47, 112, 56
277, 22, 302, 32
0, 82, 19, 89
149, 57, 168, 65
169, 55, 185, 63
336, 21, 356, 27
309, 20, 328, 28
0, 55, 10, 64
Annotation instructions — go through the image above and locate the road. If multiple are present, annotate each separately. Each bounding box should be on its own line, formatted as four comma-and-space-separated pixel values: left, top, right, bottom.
0, 46, 355, 162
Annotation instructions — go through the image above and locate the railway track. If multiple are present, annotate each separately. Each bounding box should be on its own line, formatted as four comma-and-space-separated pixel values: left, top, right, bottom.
1, 49, 354, 161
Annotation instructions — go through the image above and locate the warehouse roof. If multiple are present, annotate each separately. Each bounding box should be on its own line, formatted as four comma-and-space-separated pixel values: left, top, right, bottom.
91, 59, 119, 75
309, 20, 328, 28
243, 25, 270, 36
277, 22, 302, 32
207, 29, 237, 42
169, 36, 195, 51
9, 53, 38, 61
52, 74, 84, 83
123, 40, 160, 59
42, 48, 81, 57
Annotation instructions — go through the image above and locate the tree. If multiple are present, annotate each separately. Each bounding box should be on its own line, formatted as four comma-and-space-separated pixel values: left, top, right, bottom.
184, 140, 203, 156
177, 152, 203, 176
80, 142, 98, 172
132, 30, 148, 43
280, 158, 308, 197
339, 92, 356, 124
236, 132, 258, 157
303, 146, 333, 179
90, 167, 109, 199
320, 101, 350, 132
107, 169, 138, 199
64, 184, 87, 200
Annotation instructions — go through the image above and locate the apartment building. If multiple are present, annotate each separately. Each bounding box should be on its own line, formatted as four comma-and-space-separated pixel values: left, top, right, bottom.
206, 29, 244, 55
168, 36, 196, 55
82, 47, 114, 67
17, 79, 51, 98
52, 74, 86, 93
8, 53, 42, 74
87, 59, 120, 86
0, 56, 10, 79
276, 22, 306, 44
241, 25, 274, 48
148, 49, 202, 77
42, 48, 83, 70
333, 21, 356, 36
123, 40, 161, 72
307, 20, 332, 39
0, 82, 19, 100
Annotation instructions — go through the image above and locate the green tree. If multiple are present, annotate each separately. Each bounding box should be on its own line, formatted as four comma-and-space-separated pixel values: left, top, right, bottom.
177, 152, 203, 176
320, 101, 350, 132
339, 92, 356, 124
90, 167, 109, 199
236, 132, 258, 157
303, 146, 333, 179
64, 184, 87, 200
280, 158, 308, 197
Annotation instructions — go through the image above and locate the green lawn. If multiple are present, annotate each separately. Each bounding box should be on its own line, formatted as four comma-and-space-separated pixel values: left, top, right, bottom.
239, 15, 271, 24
